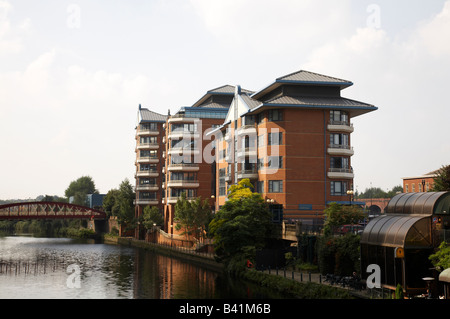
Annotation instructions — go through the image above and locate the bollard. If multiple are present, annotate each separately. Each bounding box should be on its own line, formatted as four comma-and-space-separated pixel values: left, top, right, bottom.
300, 273, 303, 281
309, 272, 311, 282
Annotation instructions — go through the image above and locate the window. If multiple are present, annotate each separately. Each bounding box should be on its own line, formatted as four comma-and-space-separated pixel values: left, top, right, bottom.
141, 123, 158, 131
331, 181, 347, 195
257, 158, 265, 170
330, 133, 348, 146
269, 180, 283, 193
268, 110, 283, 121
140, 164, 157, 172
243, 115, 256, 126
330, 157, 349, 169
140, 149, 157, 158
140, 136, 157, 144
330, 110, 348, 124
139, 178, 156, 185
268, 156, 282, 169
256, 181, 264, 193
140, 192, 157, 200
268, 132, 282, 145
258, 134, 265, 147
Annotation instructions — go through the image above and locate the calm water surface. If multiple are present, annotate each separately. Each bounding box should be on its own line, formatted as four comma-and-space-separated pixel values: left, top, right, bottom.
0, 235, 284, 299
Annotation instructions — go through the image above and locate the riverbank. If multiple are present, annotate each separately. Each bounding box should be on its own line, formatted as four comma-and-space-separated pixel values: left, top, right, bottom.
103, 235, 368, 299
103, 235, 224, 273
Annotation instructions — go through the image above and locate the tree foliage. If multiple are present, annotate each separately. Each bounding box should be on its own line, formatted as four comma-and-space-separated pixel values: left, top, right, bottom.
141, 206, 164, 230
209, 179, 274, 269
102, 179, 135, 229
174, 193, 212, 241
64, 176, 98, 206
323, 203, 365, 236
432, 165, 450, 192
429, 241, 450, 271
356, 185, 403, 199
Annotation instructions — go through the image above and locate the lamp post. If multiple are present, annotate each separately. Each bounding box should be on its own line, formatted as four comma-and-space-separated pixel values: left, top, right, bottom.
422, 179, 426, 192
346, 190, 354, 205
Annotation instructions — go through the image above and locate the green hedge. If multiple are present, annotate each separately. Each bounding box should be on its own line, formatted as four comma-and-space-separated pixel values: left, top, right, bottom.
240, 269, 354, 299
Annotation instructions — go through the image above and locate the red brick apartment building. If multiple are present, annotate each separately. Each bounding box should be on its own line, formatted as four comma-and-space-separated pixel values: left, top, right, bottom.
209, 70, 376, 227
135, 70, 377, 237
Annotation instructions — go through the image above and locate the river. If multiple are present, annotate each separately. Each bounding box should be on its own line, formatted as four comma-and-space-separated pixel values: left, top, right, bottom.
0, 235, 285, 299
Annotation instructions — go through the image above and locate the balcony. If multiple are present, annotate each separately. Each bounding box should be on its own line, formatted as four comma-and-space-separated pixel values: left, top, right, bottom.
237, 125, 257, 136
327, 168, 354, 179
137, 143, 159, 150
137, 129, 159, 136
327, 144, 354, 156
135, 199, 159, 205
168, 130, 200, 140
136, 184, 159, 191
137, 156, 159, 164
136, 170, 159, 178
167, 163, 199, 172
236, 147, 257, 159
168, 117, 199, 123
327, 121, 354, 133
166, 196, 197, 204
168, 147, 200, 156
224, 174, 232, 183
237, 168, 258, 180
167, 180, 199, 188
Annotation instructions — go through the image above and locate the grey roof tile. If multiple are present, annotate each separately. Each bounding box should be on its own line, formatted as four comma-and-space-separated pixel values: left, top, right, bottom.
139, 108, 167, 122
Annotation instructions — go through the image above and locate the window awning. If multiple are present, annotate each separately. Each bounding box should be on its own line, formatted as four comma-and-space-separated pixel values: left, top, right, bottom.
360, 214, 432, 248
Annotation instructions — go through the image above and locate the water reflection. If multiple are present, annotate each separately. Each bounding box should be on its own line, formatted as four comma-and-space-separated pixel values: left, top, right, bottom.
0, 235, 287, 299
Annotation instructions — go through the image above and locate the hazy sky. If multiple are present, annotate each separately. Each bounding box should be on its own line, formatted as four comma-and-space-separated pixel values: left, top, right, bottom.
1, 0, 449, 199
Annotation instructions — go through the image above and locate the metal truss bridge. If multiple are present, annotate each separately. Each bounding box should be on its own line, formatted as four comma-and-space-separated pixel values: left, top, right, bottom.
0, 201, 106, 220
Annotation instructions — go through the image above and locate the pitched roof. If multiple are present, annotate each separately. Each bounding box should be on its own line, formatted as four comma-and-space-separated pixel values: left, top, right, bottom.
192, 85, 254, 107
251, 70, 353, 100
139, 107, 167, 122
277, 70, 352, 86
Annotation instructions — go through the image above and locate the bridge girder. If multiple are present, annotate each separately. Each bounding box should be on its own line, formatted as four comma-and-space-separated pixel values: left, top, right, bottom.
0, 201, 106, 220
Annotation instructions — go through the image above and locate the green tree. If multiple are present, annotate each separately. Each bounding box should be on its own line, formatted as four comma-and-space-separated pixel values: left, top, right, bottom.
115, 179, 136, 230
103, 189, 120, 217
65, 176, 99, 206
174, 193, 212, 241
432, 165, 450, 192
323, 203, 365, 236
209, 179, 273, 271
141, 206, 164, 230
429, 241, 450, 271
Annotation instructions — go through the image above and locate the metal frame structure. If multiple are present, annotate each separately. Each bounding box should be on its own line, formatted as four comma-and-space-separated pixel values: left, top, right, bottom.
0, 201, 106, 220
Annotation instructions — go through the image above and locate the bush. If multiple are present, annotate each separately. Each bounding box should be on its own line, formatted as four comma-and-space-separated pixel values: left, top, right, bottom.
241, 270, 353, 299
317, 234, 360, 276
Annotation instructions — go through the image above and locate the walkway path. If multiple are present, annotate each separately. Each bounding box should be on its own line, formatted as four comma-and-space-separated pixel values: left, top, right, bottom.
259, 268, 390, 299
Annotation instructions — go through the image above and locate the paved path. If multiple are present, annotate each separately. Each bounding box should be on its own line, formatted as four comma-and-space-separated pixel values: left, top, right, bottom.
259, 268, 389, 299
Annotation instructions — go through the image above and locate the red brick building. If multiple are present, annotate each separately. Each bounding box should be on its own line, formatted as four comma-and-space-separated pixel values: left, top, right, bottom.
403, 169, 440, 193
209, 70, 376, 227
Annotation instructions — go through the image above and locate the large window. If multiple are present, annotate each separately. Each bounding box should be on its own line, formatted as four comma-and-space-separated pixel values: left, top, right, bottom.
140, 123, 158, 131
140, 164, 157, 172
330, 110, 348, 124
331, 181, 347, 195
140, 136, 157, 144
268, 132, 283, 145
171, 123, 197, 133
330, 157, 349, 169
268, 156, 283, 169
330, 133, 349, 146
269, 180, 283, 193
171, 189, 197, 198
140, 150, 158, 158
268, 110, 283, 121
